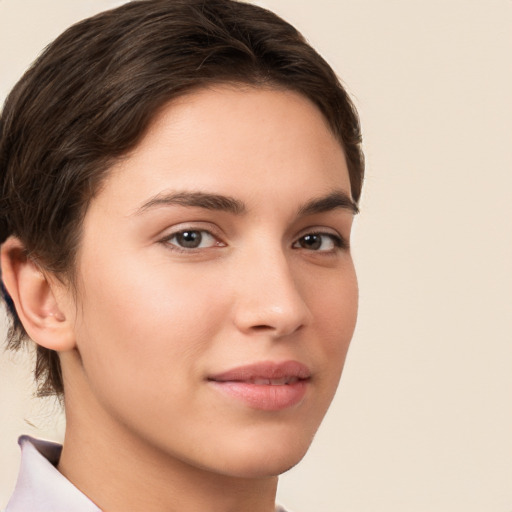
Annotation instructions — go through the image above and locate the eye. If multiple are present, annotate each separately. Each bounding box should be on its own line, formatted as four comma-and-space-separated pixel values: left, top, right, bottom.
292, 232, 345, 252
163, 229, 221, 250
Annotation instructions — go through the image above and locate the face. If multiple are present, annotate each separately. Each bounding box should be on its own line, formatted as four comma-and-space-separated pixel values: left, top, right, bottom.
64, 86, 358, 478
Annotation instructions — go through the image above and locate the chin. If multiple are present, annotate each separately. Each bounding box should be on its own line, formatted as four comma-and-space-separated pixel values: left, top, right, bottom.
219, 452, 308, 479
209, 427, 315, 479
245, 455, 305, 479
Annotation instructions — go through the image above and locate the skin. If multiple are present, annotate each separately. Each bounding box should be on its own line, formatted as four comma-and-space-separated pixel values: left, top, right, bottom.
4, 86, 359, 512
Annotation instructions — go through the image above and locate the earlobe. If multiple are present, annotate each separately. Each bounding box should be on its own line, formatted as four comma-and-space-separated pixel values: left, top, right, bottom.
0, 236, 76, 352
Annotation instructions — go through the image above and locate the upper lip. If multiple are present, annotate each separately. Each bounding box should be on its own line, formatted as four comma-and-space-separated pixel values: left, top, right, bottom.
208, 360, 311, 383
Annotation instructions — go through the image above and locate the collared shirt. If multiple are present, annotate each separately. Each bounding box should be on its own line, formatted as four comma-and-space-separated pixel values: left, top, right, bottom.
5, 436, 101, 512
4, 436, 291, 512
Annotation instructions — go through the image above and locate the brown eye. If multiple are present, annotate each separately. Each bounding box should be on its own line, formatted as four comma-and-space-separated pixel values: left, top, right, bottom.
164, 230, 220, 250
293, 233, 343, 252
175, 230, 203, 248
299, 234, 322, 250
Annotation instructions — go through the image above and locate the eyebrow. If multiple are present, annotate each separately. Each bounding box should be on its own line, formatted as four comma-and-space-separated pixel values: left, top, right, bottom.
297, 191, 359, 216
135, 189, 358, 217
136, 191, 246, 215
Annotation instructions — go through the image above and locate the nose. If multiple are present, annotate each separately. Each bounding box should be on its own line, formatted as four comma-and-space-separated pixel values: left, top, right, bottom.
232, 250, 312, 338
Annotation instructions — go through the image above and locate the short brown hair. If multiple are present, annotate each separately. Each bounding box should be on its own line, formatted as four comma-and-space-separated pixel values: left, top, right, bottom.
0, 0, 364, 397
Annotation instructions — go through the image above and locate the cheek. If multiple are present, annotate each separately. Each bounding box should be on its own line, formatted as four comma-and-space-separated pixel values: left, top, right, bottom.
72, 254, 229, 391
311, 262, 358, 345
306, 262, 358, 394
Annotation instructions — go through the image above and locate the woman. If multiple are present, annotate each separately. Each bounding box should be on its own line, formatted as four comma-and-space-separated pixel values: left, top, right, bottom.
0, 0, 364, 510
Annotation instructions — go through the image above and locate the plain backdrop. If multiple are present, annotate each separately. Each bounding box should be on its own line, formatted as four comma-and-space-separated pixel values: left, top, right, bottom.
1, 1, 511, 511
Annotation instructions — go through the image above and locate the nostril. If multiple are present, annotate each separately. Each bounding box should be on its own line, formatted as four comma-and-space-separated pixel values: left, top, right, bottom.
251, 325, 273, 331
249, 323, 305, 335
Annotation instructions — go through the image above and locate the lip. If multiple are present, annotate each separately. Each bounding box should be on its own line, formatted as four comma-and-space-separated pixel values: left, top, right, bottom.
207, 361, 311, 411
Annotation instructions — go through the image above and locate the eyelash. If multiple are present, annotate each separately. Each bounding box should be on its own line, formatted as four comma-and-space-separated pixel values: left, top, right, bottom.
160, 228, 348, 254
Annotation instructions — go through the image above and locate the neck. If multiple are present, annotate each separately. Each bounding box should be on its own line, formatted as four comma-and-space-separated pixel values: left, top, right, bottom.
58, 355, 279, 512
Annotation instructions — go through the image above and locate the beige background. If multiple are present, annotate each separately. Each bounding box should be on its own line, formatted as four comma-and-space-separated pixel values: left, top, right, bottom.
1, 1, 511, 510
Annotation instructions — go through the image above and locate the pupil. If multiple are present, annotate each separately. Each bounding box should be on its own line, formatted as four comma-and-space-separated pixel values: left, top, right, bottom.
301, 234, 321, 250
178, 231, 201, 248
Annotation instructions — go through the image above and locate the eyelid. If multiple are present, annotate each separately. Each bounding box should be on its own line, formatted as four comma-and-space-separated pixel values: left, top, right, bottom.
158, 221, 223, 238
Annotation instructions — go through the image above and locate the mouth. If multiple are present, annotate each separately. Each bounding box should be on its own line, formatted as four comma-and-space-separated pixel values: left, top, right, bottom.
207, 361, 311, 411
239, 376, 302, 385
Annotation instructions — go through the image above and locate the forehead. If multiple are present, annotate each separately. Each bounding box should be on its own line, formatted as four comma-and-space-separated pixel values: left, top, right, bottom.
95, 85, 351, 214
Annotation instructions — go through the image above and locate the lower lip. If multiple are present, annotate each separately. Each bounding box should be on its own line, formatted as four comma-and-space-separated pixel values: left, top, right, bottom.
208, 380, 309, 411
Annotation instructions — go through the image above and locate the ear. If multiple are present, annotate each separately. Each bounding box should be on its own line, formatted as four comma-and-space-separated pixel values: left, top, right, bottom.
0, 236, 76, 351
